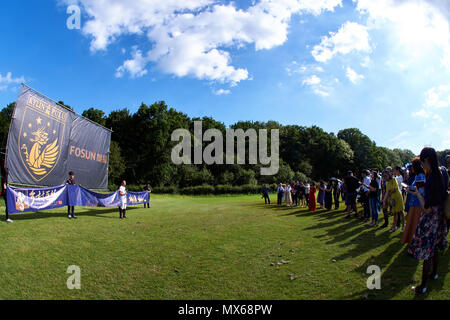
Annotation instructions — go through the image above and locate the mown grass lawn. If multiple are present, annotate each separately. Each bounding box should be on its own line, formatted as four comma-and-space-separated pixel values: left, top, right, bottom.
0, 194, 448, 300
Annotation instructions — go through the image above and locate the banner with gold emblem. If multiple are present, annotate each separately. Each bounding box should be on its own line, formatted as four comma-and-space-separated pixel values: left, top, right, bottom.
5, 85, 111, 189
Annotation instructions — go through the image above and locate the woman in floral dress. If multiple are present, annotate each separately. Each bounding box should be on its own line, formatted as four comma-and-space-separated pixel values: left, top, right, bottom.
408, 147, 448, 295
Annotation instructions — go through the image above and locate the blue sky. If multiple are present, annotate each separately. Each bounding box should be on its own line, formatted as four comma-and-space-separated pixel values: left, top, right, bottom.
1, 0, 449, 154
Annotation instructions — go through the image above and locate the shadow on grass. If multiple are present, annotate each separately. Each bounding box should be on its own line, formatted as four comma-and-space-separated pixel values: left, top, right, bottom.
254, 200, 448, 300
4, 206, 140, 221
345, 243, 449, 299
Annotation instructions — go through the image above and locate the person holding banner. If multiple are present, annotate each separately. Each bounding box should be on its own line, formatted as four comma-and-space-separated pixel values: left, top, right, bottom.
143, 184, 151, 208
119, 180, 127, 219
66, 171, 77, 219
2, 178, 12, 223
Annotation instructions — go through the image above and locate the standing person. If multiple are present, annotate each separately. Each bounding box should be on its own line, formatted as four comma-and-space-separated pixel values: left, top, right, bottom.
304, 182, 310, 207
333, 180, 340, 210
143, 184, 151, 208
409, 147, 448, 294
340, 178, 346, 203
262, 184, 270, 204
384, 169, 405, 232
363, 171, 380, 226
294, 181, 301, 206
285, 184, 292, 206
394, 166, 405, 199
308, 182, 317, 212
1, 177, 12, 223
344, 171, 359, 219
324, 180, 333, 211
119, 180, 128, 219
66, 171, 77, 219
444, 155, 450, 230
402, 158, 426, 244
277, 183, 284, 205
361, 170, 371, 222
375, 171, 382, 211
380, 170, 391, 228
317, 181, 325, 209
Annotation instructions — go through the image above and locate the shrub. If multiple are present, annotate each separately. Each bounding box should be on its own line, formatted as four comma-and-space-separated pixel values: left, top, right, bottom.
153, 186, 178, 194
180, 184, 215, 195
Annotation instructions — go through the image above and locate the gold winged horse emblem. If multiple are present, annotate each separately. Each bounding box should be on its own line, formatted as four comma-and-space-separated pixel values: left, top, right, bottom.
21, 127, 59, 176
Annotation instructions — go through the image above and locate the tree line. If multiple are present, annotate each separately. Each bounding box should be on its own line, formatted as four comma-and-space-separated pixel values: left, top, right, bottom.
1, 100, 448, 190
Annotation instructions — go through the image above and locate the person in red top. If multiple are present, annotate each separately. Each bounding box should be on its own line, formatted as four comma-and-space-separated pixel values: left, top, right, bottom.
309, 182, 317, 212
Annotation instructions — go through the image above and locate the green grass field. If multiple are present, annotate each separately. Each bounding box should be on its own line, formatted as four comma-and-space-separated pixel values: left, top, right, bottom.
0, 194, 448, 300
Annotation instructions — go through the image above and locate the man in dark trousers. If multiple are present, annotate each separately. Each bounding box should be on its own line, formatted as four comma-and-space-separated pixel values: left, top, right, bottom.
66, 171, 77, 219
277, 183, 284, 205
1, 176, 11, 223
143, 184, 151, 208
262, 184, 270, 204
344, 171, 360, 219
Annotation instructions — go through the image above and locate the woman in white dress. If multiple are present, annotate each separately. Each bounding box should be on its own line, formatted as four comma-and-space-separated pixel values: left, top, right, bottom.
285, 184, 292, 206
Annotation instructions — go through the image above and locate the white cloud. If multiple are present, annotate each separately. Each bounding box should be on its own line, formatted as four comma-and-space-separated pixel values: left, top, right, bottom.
213, 89, 231, 96
345, 67, 364, 83
313, 87, 330, 97
389, 130, 410, 148
0, 72, 25, 91
115, 47, 148, 78
413, 85, 450, 122
302, 75, 321, 85
301, 75, 333, 96
67, 0, 342, 84
355, 0, 450, 71
412, 109, 431, 119
286, 62, 324, 76
312, 21, 371, 63
424, 85, 450, 109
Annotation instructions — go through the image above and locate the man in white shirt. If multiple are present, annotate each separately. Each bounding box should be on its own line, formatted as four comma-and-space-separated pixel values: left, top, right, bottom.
119, 180, 127, 219
305, 183, 310, 207
394, 166, 403, 189
361, 170, 371, 221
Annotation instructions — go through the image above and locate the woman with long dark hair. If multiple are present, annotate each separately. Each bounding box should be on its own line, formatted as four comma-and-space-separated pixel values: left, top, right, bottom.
408, 147, 448, 294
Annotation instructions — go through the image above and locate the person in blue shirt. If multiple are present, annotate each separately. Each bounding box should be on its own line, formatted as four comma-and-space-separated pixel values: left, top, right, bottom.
403, 158, 426, 244
276, 183, 284, 205
261, 184, 270, 204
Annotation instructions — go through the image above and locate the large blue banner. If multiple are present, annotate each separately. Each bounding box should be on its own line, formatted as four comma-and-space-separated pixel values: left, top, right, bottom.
6, 185, 68, 214
5, 85, 112, 189
67, 185, 149, 208
6, 185, 149, 214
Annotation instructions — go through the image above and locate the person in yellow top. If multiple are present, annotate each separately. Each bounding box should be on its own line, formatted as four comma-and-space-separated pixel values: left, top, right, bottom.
383, 169, 405, 232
